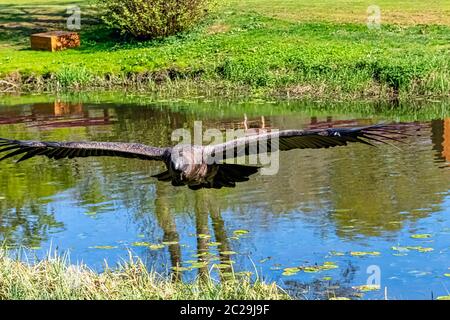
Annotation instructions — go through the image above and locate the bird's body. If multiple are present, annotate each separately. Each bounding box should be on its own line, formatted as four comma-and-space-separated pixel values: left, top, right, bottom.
0, 124, 406, 190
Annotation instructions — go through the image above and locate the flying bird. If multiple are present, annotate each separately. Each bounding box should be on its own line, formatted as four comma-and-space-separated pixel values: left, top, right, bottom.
0, 125, 405, 190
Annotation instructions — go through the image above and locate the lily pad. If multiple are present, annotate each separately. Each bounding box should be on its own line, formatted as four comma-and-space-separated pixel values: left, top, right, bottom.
392, 246, 434, 253
444, 273, 450, 277
350, 251, 381, 257
353, 284, 380, 292
191, 252, 210, 258
411, 234, 432, 239
282, 267, 300, 276
436, 295, 450, 300
213, 264, 232, 269
188, 261, 209, 269
132, 242, 165, 250
162, 241, 179, 245
149, 244, 165, 250
322, 261, 339, 270
208, 242, 222, 247
295, 261, 339, 273
329, 251, 345, 256
220, 251, 237, 255
233, 229, 249, 235
90, 245, 117, 250
172, 266, 190, 272
132, 241, 152, 247
198, 234, 211, 239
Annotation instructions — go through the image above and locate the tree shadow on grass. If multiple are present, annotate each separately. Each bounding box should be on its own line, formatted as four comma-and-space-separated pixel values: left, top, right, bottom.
0, 1, 206, 56
0, 2, 99, 47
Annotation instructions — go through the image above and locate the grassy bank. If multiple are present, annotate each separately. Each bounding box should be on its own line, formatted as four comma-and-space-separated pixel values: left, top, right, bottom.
0, 250, 288, 300
1, 0, 450, 100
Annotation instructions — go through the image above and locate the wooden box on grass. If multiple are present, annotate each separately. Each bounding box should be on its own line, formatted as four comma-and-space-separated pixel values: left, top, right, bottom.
30, 31, 80, 52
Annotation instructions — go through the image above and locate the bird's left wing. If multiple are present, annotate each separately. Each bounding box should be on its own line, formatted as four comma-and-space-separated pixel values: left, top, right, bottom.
0, 138, 168, 163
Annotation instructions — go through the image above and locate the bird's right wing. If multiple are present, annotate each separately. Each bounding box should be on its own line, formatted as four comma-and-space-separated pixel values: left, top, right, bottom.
206, 124, 407, 161
0, 138, 168, 163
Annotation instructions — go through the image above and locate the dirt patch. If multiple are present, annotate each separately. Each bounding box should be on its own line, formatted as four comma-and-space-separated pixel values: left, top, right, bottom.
207, 23, 231, 35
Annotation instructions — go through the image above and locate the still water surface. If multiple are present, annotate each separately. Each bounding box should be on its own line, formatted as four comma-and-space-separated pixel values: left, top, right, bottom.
0, 97, 449, 299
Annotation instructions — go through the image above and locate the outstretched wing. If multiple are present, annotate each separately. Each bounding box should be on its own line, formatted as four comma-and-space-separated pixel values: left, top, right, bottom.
0, 138, 168, 163
206, 124, 406, 160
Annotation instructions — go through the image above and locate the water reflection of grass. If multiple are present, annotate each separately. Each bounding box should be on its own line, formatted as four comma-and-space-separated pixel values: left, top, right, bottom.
0, 250, 289, 300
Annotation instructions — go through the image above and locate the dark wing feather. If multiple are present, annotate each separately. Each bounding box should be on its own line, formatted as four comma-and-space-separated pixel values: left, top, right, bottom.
0, 138, 168, 163
207, 124, 405, 161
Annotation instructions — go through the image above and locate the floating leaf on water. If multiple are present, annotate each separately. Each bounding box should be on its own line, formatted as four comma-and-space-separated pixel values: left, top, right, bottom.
282, 267, 300, 276
184, 260, 197, 264
213, 264, 232, 269
84, 211, 97, 216
188, 261, 209, 269
391, 246, 409, 252
162, 241, 179, 245
191, 252, 210, 258
132, 242, 165, 250
220, 272, 234, 277
270, 266, 282, 271
29, 246, 41, 250
235, 271, 253, 277
137, 234, 145, 238
208, 242, 222, 247
322, 277, 333, 281
414, 246, 434, 253
444, 273, 450, 277
350, 251, 381, 257
233, 229, 249, 235
172, 266, 190, 272
329, 251, 345, 256
353, 285, 380, 292
411, 234, 432, 239
259, 257, 271, 263
322, 261, 339, 270
436, 295, 450, 300
198, 234, 211, 239
299, 261, 339, 273
329, 297, 350, 300
149, 244, 165, 250
90, 245, 117, 250
408, 270, 431, 277
220, 251, 237, 255
392, 246, 434, 253
303, 267, 321, 273
132, 241, 152, 247
228, 236, 240, 241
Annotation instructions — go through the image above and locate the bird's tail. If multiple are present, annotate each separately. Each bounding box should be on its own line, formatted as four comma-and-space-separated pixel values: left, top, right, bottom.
210, 164, 260, 189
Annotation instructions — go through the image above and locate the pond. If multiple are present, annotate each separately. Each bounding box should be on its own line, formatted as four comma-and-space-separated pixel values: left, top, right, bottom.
0, 95, 449, 300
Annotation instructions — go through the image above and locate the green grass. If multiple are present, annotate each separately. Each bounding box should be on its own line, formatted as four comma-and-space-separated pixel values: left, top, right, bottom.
0, 250, 289, 300
0, 0, 450, 100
